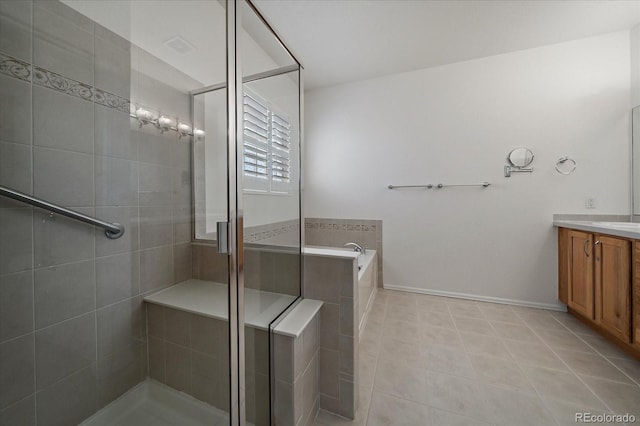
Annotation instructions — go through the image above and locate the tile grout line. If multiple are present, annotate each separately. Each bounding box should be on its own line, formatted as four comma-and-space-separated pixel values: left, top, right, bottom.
30, 2, 37, 423
371, 295, 389, 397
515, 311, 620, 419
328, 292, 639, 426
362, 291, 386, 426
447, 299, 499, 426
555, 317, 640, 388
485, 305, 562, 426
375, 296, 491, 424
408, 296, 499, 425
92, 19, 100, 412
379, 293, 521, 425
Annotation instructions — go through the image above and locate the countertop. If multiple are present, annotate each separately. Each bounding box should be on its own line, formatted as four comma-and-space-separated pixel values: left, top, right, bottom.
553, 219, 640, 240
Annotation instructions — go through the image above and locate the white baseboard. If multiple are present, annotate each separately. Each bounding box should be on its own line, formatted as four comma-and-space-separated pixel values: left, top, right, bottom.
383, 284, 567, 312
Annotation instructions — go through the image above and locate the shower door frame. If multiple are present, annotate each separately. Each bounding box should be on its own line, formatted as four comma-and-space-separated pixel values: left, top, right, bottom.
227, 1, 243, 424
220, 1, 305, 424
190, 62, 302, 426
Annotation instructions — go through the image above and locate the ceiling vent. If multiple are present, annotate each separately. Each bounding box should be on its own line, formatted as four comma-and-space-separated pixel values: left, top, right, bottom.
164, 35, 195, 55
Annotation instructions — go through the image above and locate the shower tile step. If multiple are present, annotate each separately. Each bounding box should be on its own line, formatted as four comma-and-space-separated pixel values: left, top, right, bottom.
79, 379, 239, 426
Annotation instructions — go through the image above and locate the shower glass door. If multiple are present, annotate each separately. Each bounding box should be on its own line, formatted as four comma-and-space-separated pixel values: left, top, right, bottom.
0, 0, 235, 424
1, 0, 300, 424
239, 3, 302, 426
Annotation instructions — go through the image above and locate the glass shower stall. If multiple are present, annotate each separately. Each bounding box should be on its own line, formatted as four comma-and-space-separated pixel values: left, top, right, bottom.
0, 0, 302, 424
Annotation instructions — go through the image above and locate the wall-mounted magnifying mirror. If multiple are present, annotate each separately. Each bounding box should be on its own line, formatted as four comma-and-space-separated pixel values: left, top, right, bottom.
507, 147, 534, 168
505, 147, 535, 177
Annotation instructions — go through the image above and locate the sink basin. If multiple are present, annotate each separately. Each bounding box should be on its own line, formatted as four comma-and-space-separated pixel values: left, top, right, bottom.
592, 222, 640, 229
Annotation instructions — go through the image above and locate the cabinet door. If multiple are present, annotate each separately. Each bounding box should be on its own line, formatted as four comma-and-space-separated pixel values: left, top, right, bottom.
594, 235, 631, 343
567, 230, 594, 319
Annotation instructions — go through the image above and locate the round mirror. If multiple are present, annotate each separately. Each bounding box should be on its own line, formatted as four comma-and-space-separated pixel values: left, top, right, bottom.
507, 147, 534, 168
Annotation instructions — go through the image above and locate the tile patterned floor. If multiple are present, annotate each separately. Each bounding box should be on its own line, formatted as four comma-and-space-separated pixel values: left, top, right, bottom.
313, 290, 640, 426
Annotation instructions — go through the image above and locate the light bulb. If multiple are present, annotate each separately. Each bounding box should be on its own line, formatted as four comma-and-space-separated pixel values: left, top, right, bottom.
135, 108, 156, 122
158, 115, 176, 132
177, 122, 192, 134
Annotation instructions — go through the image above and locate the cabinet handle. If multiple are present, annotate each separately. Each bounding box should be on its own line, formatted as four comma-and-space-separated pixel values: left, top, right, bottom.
583, 239, 600, 257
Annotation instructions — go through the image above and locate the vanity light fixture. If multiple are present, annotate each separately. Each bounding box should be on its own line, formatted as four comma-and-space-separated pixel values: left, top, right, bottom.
130, 104, 201, 140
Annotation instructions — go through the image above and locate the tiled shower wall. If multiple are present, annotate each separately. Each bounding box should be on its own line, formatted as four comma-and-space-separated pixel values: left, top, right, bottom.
146, 304, 230, 414
0, 1, 193, 424
192, 220, 302, 297
305, 218, 383, 286
146, 302, 276, 426
191, 242, 301, 297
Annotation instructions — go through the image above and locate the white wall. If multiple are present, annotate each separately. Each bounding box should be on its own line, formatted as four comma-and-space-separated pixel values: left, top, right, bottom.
631, 26, 640, 215
304, 31, 632, 308
631, 25, 640, 107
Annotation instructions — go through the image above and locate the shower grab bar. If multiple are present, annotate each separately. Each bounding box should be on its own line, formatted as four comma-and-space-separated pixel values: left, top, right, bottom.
387, 182, 490, 189
0, 185, 125, 239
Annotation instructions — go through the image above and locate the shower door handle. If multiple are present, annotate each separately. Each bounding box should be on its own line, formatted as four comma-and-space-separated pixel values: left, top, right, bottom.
217, 221, 229, 254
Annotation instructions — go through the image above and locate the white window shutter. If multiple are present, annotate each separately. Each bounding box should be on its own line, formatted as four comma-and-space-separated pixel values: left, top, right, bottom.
270, 109, 291, 192
243, 91, 269, 192
243, 88, 294, 194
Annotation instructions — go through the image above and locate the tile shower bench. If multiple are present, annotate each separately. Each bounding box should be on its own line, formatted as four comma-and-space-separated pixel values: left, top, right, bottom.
144, 279, 297, 330
144, 279, 321, 426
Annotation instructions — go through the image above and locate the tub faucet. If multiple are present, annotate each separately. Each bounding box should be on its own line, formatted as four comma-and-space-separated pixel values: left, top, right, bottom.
344, 242, 365, 254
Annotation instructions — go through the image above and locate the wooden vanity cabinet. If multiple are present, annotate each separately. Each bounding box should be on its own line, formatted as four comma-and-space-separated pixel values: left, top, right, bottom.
558, 228, 634, 353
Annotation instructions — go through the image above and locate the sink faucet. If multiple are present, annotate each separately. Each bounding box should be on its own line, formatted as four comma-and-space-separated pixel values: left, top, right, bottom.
344, 242, 365, 254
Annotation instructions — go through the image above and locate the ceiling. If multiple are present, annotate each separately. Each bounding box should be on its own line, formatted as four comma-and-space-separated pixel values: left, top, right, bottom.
253, 0, 640, 91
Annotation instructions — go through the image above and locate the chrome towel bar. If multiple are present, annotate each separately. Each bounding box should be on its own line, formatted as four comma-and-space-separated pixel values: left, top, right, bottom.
0, 185, 125, 239
387, 182, 490, 189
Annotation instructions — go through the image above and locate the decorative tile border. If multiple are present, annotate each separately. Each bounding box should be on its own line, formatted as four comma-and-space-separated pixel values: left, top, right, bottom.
245, 220, 300, 243
0, 53, 31, 82
305, 219, 378, 234
305, 217, 383, 286
95, 88, 130, 113
33, 66, 93, 101
0, 50, 130, 114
